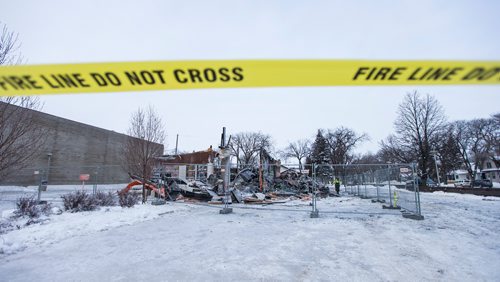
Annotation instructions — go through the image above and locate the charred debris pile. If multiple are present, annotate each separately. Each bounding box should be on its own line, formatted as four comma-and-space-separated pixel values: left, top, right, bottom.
134, 128, 332, 205
155, 167, 330, 205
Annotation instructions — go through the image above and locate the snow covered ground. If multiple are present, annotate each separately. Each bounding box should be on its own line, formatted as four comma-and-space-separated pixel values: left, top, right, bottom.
0, 187, 499, 281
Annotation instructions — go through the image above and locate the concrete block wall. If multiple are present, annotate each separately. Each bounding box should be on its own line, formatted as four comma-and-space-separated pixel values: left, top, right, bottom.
1, 107, 163, 185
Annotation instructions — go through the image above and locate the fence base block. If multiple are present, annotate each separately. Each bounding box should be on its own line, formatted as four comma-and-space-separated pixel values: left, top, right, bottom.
360, 196, 370, 199
151, 199, 166, 205
402, 213, 424, 220
219, 208, 233, 214
372, 199, 386, 203
382, 205, 401, 210
310, 210, 319, 218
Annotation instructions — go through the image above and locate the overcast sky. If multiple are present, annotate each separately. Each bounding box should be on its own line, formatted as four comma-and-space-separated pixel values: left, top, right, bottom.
1, 0, 499, 156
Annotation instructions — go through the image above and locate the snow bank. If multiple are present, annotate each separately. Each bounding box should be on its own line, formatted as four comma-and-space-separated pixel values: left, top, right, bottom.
0, 203, 188, 255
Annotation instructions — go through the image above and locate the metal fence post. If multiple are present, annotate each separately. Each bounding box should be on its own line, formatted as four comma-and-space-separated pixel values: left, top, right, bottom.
353, 174, 356, 195
355, 174, 358, 195
37, 169, 44, 203
388, 166, 393, 207
412, 163, 422, 215
364, 172, 368, 198
93, 166, 99, 195
310, 164, 319, 218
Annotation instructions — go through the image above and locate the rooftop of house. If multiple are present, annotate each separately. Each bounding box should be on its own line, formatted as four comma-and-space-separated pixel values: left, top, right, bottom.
157, 148, 217, 164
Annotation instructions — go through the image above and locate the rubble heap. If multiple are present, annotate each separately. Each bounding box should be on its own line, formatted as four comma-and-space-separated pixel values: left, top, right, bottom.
231, 168, 329, 196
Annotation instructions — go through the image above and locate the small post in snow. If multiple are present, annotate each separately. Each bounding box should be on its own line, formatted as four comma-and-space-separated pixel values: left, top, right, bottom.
219, 127, 233, 215
310, 164, 319, 218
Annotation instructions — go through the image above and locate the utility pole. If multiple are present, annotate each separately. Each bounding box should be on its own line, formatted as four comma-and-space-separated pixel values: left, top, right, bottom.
175, 134, 179, 155
431, 150, 441, 186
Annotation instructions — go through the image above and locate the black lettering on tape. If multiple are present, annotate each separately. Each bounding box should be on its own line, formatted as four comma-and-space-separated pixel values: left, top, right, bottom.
462, 68, 484, 80
126, 70, 165, 85
105, 72, 121, 86
232, 67, 244, 81
140, 71, 155, 85
204, 68, 217, 82
41, 75, 59, 89
366, 68, 377, 80
88, 72, 121, 86
473, 67, 500, 80
389, 67, 406, 80
152, 70, 166, 84
373, 67, 391, 80
442, 68, 463, 80
408, 68, 421, 80
353, 67, 368, 80
188, 69, 203, 83
173, 69, 187, 83
0, 76, 18, 90
72, 73, 90, 87
125, 71, 142, 85
427, 68, 449, 80
219, 68, 230, 82
90, 73, 108, 87
0, 75, 43, 90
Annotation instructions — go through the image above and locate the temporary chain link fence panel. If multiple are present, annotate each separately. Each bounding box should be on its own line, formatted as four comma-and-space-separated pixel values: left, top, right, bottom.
314, 163, 423, 219
1, 162, 423, 219
151, 162, 424, 219
0, 165, 127, 186
393, 164, 423, 219
0, 165, 128, 209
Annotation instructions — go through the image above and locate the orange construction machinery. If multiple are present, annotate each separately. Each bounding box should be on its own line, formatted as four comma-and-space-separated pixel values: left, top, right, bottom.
120, 174, 166, 198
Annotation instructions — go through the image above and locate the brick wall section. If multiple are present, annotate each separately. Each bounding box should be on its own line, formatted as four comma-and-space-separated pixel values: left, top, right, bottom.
1, 104, 164, 185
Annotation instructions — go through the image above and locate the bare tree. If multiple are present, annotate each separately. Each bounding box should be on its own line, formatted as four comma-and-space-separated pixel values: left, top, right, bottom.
482, 114, 500, 168
124, 106, 166, 203
0, 23, 22, 65
324, 127, 368, 165
379, 134, 416, 164
0, 24, 45, 180
280, 139, 310, 170
453, 120, 475, 181
453, 117, 498, 182
391, 91, 446, 179
0, 98, 46, 180
229, 132, 272, 167
493, 112, 500, 139
351, 152, 383, 164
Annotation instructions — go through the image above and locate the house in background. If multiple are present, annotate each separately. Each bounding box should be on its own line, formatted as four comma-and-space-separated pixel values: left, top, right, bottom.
156, 148, 218, 181
481, 158, 500, 184
155, 147, 283, 187
447, 170, 470, 184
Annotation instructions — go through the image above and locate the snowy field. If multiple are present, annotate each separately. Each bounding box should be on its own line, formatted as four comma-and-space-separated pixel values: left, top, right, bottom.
0, 187, 499, 281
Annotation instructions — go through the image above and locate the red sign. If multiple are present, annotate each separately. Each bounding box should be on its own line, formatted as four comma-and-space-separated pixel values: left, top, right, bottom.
79, 174, 90, 181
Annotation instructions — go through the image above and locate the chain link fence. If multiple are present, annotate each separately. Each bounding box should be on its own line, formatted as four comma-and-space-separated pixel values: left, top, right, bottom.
1, 165, 128, 186
1, 162, 423, 220
0, 165, 127, 212
321, 163, 423, 219
154, 162, 423, 219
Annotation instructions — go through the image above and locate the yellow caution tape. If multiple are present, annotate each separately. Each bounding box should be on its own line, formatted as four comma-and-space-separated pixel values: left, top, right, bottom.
0, 60, 499, 96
